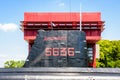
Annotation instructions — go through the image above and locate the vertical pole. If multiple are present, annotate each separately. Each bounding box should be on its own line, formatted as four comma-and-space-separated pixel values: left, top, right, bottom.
80, 4, 82, 31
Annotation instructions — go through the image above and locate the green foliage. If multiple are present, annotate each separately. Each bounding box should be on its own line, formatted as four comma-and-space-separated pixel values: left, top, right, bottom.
96, 40, 120, 68
4, 60, 25, 68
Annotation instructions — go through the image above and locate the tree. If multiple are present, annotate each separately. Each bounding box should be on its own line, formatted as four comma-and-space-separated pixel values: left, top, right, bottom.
4, 60, 25, 68
96, 40, 120, 68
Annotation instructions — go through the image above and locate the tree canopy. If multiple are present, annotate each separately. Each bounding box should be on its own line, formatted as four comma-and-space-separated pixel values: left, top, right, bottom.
4, 60, 25, 68
97, 40, 120, 68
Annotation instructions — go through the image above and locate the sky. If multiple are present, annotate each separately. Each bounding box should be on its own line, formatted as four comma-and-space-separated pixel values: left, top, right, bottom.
0, 0, 120, 67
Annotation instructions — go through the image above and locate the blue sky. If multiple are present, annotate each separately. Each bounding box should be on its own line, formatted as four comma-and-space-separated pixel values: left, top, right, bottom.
0, 0, 120, 67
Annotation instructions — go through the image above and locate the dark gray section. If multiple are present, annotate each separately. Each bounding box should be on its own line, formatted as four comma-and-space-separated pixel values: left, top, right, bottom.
24, 30, 87, 67
67, 31, 87, 67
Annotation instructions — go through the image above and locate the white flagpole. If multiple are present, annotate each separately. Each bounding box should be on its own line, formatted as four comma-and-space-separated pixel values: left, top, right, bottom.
80, 4, 82, 31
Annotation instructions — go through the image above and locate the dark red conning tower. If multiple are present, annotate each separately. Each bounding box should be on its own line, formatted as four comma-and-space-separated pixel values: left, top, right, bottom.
21, 12, 104, 67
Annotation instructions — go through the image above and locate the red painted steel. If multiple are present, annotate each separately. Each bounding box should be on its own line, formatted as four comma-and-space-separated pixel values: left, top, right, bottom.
21, 12, 104, 68
93, 44, 96, 68
24, 12, 101, 21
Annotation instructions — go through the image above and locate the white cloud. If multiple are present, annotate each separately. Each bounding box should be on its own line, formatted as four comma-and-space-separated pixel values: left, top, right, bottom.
58, 3, 65, 7
0, 23, 18, 32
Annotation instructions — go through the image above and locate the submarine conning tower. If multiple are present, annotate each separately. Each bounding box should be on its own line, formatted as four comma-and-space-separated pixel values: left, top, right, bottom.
20, 12, 104, 67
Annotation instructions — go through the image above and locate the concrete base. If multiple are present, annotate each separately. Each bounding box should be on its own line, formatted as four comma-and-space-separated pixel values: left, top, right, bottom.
0, 67, 120, 80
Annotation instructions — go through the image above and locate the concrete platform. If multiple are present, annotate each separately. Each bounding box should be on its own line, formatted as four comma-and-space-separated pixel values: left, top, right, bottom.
0, 67, 120, 80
